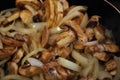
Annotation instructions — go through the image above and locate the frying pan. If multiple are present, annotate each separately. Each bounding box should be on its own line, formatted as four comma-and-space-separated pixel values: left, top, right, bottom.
0, 0, 120, 80
0, 0, 120, 45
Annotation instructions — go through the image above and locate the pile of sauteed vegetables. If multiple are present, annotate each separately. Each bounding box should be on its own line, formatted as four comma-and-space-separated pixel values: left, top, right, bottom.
0, 0, 120, 80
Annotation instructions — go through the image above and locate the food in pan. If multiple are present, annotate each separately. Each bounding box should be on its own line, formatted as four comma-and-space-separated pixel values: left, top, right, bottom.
0, 0, 120, 80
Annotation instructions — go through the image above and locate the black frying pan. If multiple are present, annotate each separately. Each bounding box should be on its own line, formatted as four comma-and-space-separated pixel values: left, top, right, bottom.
0, 0, 120, 45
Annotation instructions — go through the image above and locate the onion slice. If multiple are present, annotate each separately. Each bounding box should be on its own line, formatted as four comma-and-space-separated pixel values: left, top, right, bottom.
27, 57, 43, 67
57, 57, 81, 72
49, 26, 63, 34
72, 50, 88, 67
28, 22, 46, 30
67, 6, 87, 15
80, 13, 88, 29
21, 48, 45, 65
1, 75, 32, 80
98, 71, 112, 80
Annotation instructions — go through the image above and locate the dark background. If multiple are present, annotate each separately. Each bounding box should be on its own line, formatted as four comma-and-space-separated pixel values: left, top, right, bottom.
0, 0, 120, 45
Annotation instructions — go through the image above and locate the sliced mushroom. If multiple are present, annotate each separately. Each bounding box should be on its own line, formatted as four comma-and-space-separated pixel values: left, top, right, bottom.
59, 0, 69, 10
56, 30, 75, 48
105, 59, 117, 71
7, 61, 18, 74
89, 15, 100, 23
84, 44, 104, 54
55, 46, 71, 58
94, 25, 105, 42
12, 48, 24, 63
16, 0, 41, 10
1, 36, 24, 47
41, 50, 53, 63
102, 43, 119, 53
85, 28, 95, 41
41, 26, 49, 48
63, 21, 88, 43
44, 0, 55, 28
2, 11, 20, 25
72, 12, 84, 25
0, 46, 15, 60
51, 0, 63, 27
14, 33, 31, 44
42, 61, 70, 80
19, 66, 41, 77
73, 39, 85, 50
93, 52, 110, 62
20, 10, 33, 24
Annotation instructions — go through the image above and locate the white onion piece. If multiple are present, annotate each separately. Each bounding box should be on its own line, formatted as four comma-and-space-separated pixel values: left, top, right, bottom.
13, 27, 37, 34
0, 68, 4, 79
0, 58, 10, 66
0, 16, 5, 23
1, 75, 32, 80
0, 25, 13, 34
27, 57, 43, 67
0, 8, 18, 16
67, 6, 87, 16
80, 13, 88, 29
32, 75, 40, 80
84, 41, 98, 46
57, 57, 81, 72
113, 56, 120, 80
39, 0, 43, 3
22, 43, 29, 54
72, 50, 88, 67
89, 58, 100, 80
40, 73, 45, 80
25, 5, 37, 15
80, 55, 94, 77
0, 38, 3, 49
49, 26, 63, 34
21, 48, 45, 65
58, 11, 81, 26
98, 71, 112, 80
28, 22, 46, 30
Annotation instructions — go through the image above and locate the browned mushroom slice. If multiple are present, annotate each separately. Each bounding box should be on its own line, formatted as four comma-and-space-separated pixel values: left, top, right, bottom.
93, 52, 110, 62
105, 59, 117, 71
41, 50, 53, 63
12, 48, 24, 63
85, 28, 95, 41
72, 12, 84, 25
20, 10, 33, 24
56, 30, 75, 48
7, 61, 18, 74
42, 61, 71, 80
59, 0, 69, 10
1, 36, 24, 47
73, 39, 84, 50
84, 44, 104, 54
102, 43, 119, 53
56, 46, 71, 58
48, 34, 59, 46
41, 26, 49, 48
44, 0, 55, 28
0, 46, 15, 60
16, 0, 41, 10
19, 66, 41, 77
52, 0, 63, 27
89, 15, 100, 23
42, 61, 59, 80
94, 25, 106, 42
63, 21, 88, 43
14, 34, 31, 44
2, 11, 20, 25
